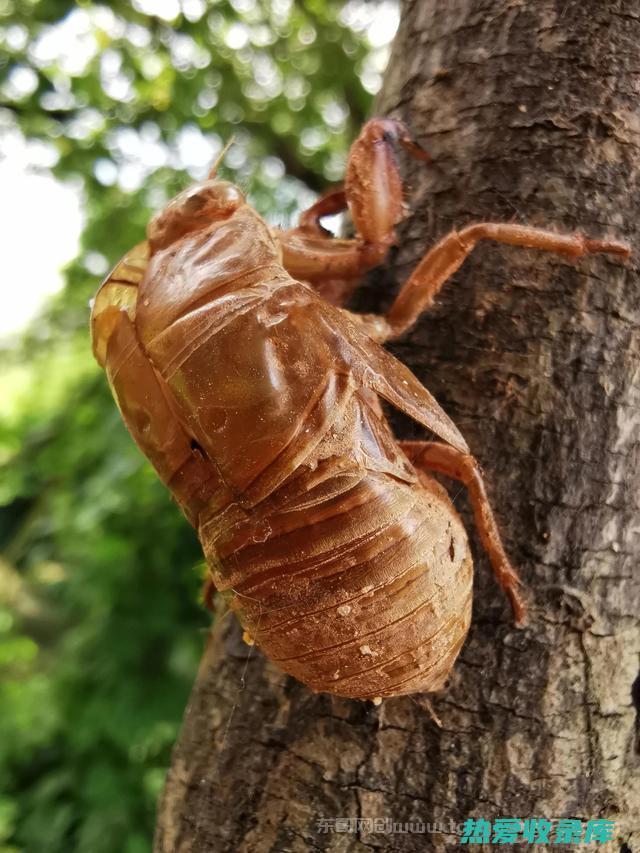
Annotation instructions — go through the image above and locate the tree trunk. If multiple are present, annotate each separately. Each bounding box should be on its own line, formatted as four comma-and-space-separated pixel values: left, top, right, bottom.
154, 2, 640, 850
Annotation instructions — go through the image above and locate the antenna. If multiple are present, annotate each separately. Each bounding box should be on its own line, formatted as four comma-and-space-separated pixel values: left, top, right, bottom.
208, 136, 236, 179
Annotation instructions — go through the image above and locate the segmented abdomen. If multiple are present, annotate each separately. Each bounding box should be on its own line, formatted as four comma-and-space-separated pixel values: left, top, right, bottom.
201, 393, 472, 699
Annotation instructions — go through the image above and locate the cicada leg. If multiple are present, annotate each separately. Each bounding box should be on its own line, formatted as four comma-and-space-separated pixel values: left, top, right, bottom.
203, 572, 216, 612
297, 187, 347, 235
278, 119, 629, 333
400, 440, 527, 625
276, 118, 429, 307
348, 221, 629, 341
384, 222, 630, 339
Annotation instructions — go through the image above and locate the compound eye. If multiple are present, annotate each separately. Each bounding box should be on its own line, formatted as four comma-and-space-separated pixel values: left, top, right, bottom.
183, 182, 243, 214
204, 182, 244, 210
147, 180, 244, 251
182, 189, 210, 213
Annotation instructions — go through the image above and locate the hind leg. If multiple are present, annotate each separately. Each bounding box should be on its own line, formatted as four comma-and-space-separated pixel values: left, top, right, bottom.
401, 440, 527, 625
202, 572, 216, 612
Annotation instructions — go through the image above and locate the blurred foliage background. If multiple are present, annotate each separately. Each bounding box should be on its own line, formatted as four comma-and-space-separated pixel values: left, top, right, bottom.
0, 1, 396, 850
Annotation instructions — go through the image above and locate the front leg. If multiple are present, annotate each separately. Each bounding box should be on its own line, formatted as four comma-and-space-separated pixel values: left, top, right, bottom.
345, 117, 430, 246
401, 440, 527, 625
277, 118, 429, 303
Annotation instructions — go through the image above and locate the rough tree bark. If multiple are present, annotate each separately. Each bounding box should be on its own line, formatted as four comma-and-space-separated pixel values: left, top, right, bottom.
155, 2, 640, 850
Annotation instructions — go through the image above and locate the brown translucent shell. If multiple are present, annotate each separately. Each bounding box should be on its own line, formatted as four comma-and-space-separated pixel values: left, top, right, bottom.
91, 179, 473, 700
